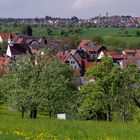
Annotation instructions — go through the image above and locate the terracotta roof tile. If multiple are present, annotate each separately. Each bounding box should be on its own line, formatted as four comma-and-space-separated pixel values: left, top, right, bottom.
0, 33, 18, 42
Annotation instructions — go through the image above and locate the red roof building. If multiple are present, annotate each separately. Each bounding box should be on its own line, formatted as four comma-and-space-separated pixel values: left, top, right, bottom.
0, 33, 18, 43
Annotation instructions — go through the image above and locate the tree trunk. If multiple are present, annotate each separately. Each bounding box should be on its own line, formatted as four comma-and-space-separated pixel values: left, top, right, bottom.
49, 110, 52, 119
22, 110, 24, 118
30, 109, 33, 119
33, 107, 37, 119
122, 105, 127, 123
107, 104, 111, 122
123, 110, 127, 123
21, 106, 25, 118
30, 107, 37, 119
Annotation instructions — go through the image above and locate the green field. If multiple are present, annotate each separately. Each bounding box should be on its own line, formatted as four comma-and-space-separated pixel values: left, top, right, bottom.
32, 27, 140, 43
1, 25, 140, 43
0, 107, 140, 140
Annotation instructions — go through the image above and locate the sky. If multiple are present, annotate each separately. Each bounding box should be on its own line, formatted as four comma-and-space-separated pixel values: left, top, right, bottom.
0, 0, 139, 18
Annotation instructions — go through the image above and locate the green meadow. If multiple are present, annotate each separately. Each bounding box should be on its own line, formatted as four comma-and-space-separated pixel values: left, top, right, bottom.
0, 106, 140, 140
1, 24, 140, 44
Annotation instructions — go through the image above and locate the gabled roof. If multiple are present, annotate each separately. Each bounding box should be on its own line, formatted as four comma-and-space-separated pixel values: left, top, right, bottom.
57, 51, 81, 66
0, 33, 18, 42
9, 43, 32, 56
70, 50, 82, 65
78, 40, 93, 48
59, 52, 73, 63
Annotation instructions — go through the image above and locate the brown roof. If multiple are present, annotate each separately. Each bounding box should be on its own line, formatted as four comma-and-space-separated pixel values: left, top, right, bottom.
9, 43, 32, 56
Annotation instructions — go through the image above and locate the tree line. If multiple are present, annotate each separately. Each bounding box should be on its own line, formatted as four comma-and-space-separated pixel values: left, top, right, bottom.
0, 55, 78, 119
0, 54, 140, 122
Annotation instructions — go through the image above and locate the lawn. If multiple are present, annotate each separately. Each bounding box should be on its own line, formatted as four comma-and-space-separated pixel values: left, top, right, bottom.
0, 107, 140, 140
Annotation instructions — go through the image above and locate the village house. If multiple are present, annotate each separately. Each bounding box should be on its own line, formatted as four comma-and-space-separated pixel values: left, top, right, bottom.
97, 50, 117, 60
57, 51, 81, 71
122, 50, 137, 56
0, 33, 18, 44
6, 35, 32, 59
120, 56, 140, 68
57, 50, 83, 86
78, 40, 107, 60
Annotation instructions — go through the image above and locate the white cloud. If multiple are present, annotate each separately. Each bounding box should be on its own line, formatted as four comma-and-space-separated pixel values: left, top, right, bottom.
71, 0, 114, 10
72, 0, 92, 9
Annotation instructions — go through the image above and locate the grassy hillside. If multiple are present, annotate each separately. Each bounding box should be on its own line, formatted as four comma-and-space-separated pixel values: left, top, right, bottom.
0, 107, 140, 140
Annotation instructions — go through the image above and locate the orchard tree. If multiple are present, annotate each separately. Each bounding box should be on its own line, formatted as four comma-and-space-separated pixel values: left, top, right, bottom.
66, 35, 80, 50
21, 25, 33, 36
3, 55, 77, 119
3, 56, 41, 118
82, 57, 115, 121
92, 35, 104, 45
39, 57, 77, 118
110, 67, 134, 122
47, 27, 52, 36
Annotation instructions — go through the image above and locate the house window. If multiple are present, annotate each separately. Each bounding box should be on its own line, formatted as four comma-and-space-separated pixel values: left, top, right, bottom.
71, 61, 75, 64
75, 66, 77, 69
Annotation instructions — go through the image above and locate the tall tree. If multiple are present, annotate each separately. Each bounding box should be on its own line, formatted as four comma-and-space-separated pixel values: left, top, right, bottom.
83, 57, 115, 121
110, 67, 134, 122
21, 25, 32, 36
3, 55, 77, 119
39, 57, 77, 118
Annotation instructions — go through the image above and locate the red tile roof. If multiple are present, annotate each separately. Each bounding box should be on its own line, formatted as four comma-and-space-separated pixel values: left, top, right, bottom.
57, 51, 82, 66
104, 50, 117, 56
122, 50, 137, 53
81, 45, 104, 53
110, 54, 127, 59
78, 40, 92, 49
0, 33, 18, 42
82, 59, 94, 69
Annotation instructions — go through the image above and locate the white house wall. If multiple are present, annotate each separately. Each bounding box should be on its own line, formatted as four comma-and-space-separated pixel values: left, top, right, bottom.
0, 36, 3, 43
6, 45, 12, 57
67, 55, 80, 69
97, 51, 105, 60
